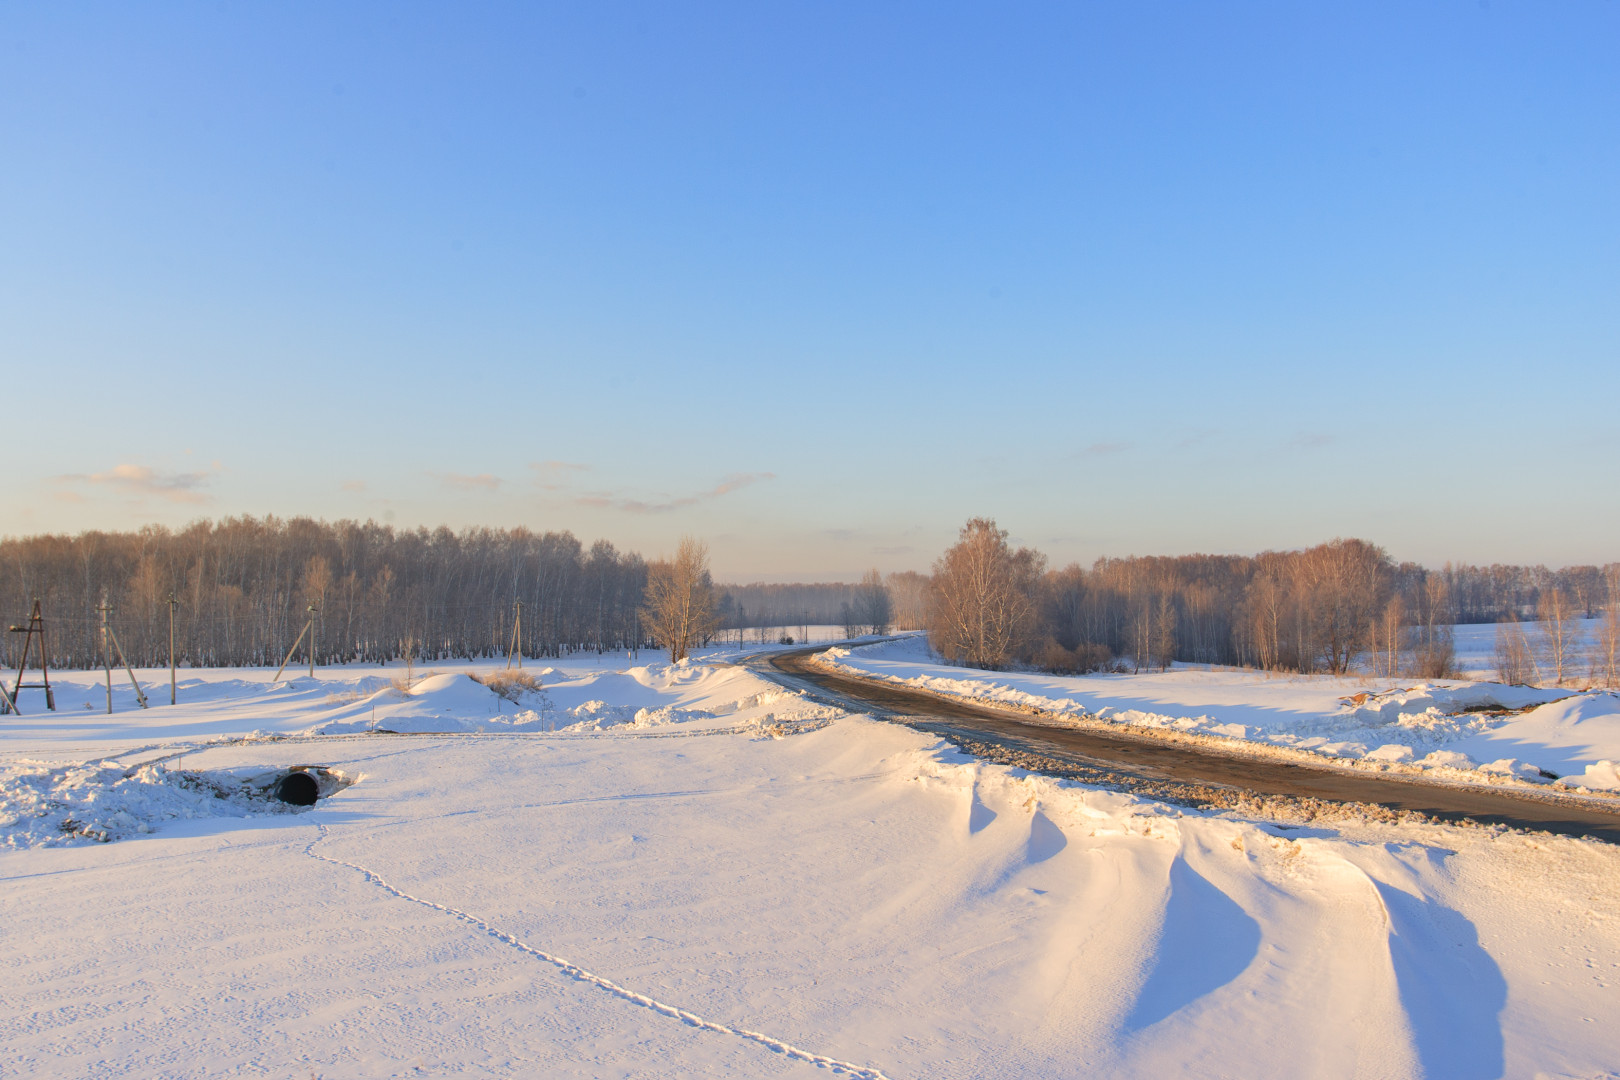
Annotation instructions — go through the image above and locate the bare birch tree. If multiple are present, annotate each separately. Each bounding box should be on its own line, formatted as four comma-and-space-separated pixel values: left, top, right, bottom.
641, 536, 717, 663
927, 518, 1045, 669
1372, 592, 1404, 679
885, 571, 930, 631
1127, 584, 1153, 674
1600, 565, 1620, 688
1245, 572, 1284, 672
1495, 617, 1535, 686
1411, 574, 1456, 678
1152, 592, 1177, 672
1537, 586, 1581, 686
855, 569, 892, 635
1294, 538, 1388, 675
840, 601, 858, 640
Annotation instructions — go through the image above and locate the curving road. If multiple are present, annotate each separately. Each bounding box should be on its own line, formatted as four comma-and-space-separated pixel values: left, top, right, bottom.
754, 645, 1620, 844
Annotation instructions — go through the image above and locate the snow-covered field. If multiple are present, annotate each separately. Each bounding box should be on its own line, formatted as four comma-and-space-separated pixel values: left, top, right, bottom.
821, 636, 1620, 794
1450, 617, 1606, 680
4, 650, 1619, 1078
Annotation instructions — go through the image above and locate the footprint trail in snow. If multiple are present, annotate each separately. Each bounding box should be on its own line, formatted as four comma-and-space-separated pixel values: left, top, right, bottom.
305, 823, 893, 1080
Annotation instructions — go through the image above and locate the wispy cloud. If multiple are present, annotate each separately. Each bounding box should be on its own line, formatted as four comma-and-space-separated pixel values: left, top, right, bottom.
529, 460, 592, 490
1286, 432, 1334, 450
341, 480, 367, 493
435, 472, 501, 491
1175, 428, 1219, 451
54, 463, 214, 504
576, 472, 775, 514
1080, 441, 1131, 457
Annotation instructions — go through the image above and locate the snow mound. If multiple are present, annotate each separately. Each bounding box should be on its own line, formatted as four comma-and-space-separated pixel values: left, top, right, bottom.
1452, 692, 1620, 780
308, 672, 548, 734
1478, 758, 1552, 783
557, 701, 717, 732
298, 662, 809, 736
402, 672, 513, 709
1338, 683, 1570, 724
0, 761, 347, 849
1556, 760, 1620, 792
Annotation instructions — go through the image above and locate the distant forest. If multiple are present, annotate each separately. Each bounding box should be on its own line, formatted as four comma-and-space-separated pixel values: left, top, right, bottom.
0, 518, 906, 671
0, 515, 1613, 679
0, 518, 652, 670
925, 519, 1619, 685
1036, 544, 1617, 678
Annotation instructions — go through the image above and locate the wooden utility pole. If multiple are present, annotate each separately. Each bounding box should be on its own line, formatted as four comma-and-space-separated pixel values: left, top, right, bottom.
5, 599, 54, 713
99, 591, 113, 714
506, 600, 522, 669
105, 622, 149, 708
167, 594, 178, 705
307, 600, 318, 680
273, 606, 317, 683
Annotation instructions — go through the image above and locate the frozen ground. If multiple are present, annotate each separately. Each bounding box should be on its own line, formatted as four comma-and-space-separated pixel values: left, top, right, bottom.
3, 650, 1619, 1078
820, 636, 1620, 794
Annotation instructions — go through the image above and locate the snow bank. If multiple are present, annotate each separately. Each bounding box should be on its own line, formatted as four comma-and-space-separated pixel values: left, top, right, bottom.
1558, 760, 1620, 791
820, 636, 1620, 791
1339, 681, 1568, 722
300, 662, 821, 736
0, 760, 340, 848
305, 671, 558, 734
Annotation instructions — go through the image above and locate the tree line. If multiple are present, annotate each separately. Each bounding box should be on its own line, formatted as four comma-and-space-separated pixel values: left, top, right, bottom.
0, 518, 916, 673
0, 518, 652, 670
926, 518, 1620, 686
7, 514, 1613, 687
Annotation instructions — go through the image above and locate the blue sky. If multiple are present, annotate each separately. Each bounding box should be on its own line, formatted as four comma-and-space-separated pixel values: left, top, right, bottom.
4, 2, 1617, 579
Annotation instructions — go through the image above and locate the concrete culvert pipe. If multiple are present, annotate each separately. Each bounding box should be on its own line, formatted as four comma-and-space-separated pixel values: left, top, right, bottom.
275, 771, 320, 806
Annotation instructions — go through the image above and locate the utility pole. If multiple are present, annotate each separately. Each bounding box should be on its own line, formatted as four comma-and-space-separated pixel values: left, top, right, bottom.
105, 622, 148, 708
507, 600, 522, 669
167, 594, 178, 705
273, 606, 317, 683
99, 591, 113, 714
6, 599, 55, 713
308, 600, 319, 680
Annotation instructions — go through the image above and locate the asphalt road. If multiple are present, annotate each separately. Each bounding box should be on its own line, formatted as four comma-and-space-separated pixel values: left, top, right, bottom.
758, 646, 1620, 844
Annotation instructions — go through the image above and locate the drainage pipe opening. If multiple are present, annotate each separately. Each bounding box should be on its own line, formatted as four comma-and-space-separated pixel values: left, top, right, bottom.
275, 771, 320, 806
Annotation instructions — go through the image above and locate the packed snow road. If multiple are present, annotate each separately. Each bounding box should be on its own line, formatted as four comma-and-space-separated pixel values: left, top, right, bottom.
760, 646, 1620, 843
